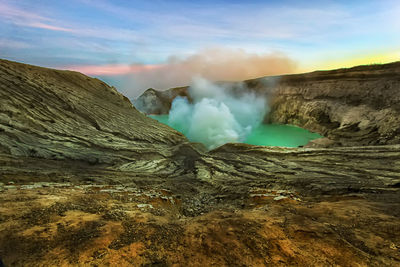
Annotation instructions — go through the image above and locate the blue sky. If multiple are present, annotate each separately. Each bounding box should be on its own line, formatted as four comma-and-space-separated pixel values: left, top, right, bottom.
0, 0, 399, 94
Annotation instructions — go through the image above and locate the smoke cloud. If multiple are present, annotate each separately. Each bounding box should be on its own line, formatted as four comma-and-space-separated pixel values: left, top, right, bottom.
168, 77, 268, 149
123, 47, 296, 97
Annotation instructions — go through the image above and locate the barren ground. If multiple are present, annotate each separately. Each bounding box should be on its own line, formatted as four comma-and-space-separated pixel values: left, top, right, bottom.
1, 180, 399, 266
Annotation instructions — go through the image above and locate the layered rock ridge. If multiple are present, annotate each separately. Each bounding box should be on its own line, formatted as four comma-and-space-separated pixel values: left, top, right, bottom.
0, 59, 189, 165
257, 62, 400, 146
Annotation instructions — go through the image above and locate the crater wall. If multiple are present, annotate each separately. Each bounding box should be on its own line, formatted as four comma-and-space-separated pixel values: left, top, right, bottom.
135, 62, 400, 146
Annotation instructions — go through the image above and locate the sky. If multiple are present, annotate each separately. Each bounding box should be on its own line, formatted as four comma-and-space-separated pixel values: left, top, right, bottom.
1, 0, 399, 97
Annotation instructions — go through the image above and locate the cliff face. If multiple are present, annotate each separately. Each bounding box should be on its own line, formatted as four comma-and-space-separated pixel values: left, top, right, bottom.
0, 59, 189, 164
135, 62, 400, 146
134, 86, 190, 114
1, 59, 400, 266
253, 62, 400, 146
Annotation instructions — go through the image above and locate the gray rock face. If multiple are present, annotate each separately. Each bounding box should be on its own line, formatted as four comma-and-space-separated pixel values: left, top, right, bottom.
260, 62, 400, 146
133, 86, 189, 114
0, 59, 189, 164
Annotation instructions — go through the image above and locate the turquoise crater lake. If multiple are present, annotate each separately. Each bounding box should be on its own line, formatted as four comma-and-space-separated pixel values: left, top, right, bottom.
149, 114, 322, 148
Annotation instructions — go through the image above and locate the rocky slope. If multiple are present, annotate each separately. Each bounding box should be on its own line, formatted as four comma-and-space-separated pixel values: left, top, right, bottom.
1, 59, 400, 266
135, 62, 400, 147
134, 86, 190, 114
0, 59, 189, 165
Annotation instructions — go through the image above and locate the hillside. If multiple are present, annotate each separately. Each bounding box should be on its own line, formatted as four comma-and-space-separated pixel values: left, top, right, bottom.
0, 59, 190, 165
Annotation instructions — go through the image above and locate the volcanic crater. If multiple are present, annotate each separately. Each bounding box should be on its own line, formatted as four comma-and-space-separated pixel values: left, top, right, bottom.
1, 59, 400, 266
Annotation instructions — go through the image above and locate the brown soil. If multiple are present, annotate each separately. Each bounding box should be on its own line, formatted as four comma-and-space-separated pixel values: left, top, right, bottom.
1, 183, 399, 266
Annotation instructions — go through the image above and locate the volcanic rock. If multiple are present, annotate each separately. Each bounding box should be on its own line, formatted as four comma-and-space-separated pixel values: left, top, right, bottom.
0, 59, 189, 164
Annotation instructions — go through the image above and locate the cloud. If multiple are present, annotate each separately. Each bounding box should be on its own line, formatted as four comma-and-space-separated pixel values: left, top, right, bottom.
26, 22, 73, 32
2, 0, 397, 84
0, 1, 143, 42
79, 0, 341, 41
64, 63, 162, 76
0, 1, 49, 22
122, 47, 297, 98
0, 1, 73, 32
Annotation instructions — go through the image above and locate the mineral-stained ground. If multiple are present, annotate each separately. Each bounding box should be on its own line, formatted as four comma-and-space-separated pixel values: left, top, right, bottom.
0, 59, 400, 266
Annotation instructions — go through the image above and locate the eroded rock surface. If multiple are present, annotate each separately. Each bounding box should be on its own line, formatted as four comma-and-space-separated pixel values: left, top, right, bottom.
1, 59, 400, 266
134, 86, 190, 115
259, 62, 400, 146
0, 59, 189, 164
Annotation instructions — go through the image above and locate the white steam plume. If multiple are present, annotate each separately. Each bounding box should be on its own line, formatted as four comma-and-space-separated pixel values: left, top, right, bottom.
168, 77, 268, 149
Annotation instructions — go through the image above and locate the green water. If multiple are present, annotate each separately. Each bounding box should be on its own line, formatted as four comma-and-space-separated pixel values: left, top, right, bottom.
149, 114, 322, 148
244, 124, 322, 147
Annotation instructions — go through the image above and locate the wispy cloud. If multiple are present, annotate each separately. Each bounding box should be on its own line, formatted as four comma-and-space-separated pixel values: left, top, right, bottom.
0, 1, 143, 42
62, 63, 163, 76
26, 22, 73, 32
0, 0, 398, 76
78, 0, 350, 42
0, 1, 49, 22
0, 1, 73, 32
